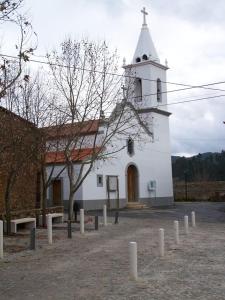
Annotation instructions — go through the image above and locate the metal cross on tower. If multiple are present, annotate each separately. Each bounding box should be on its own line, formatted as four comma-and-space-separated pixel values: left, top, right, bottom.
141, 7, 148, 26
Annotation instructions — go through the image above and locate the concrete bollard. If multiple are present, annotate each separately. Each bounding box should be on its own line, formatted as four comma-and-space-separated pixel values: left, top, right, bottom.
159, 228, 165, 257
184, 215, 189, 235
0, 220, 3, 259
174, 221, 179, 245
80, 209, 84, 234
103, 205, 107, 226
129, 242, 138, 280
191, 211, 196, 227
47, 214, 52, 245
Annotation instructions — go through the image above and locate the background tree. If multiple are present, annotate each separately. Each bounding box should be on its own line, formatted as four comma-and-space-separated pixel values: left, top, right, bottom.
0, 0, 37, 100
2, 69, 67, 227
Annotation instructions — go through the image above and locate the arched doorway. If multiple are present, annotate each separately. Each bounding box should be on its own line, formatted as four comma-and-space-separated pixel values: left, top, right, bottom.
127, 164, 139, 202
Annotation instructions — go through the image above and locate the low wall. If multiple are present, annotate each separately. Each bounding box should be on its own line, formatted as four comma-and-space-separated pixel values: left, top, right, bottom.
174, 181, 225, 201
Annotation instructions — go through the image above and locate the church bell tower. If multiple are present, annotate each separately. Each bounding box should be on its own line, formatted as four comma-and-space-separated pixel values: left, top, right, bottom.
123, 7, 169, 111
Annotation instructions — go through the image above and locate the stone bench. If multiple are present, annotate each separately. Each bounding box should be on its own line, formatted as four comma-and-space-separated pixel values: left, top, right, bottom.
11, 218, 36, 234
39, 213, 64, 224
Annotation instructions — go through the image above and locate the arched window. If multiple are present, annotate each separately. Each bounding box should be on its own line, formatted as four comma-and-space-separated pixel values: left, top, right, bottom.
157, 78, 162, 102
127, 138, 134, 156
142, 54, 148, 60
135, 78, 142, 102
136, 57, 141, 63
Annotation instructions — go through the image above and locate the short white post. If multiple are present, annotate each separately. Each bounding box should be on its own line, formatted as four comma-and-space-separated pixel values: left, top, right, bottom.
47, 214, 52, 245
103, 204, 107, 226
174, 220, 179, 245
0, 220, 3, 259
184, 215, 189, 235
191, 211, 196, 227
80, 209, 84, 234
129, 242, 138, 280
159, 228, 165, 257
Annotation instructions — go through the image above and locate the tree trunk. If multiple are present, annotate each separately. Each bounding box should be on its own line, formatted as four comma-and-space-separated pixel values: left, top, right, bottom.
40, 167, 48, 227
68, 191, 74, 222
42, 185, 47, 227
5, 188, 11, 235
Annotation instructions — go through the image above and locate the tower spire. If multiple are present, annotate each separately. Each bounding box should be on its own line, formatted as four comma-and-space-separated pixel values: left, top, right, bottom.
132, 7, 159, 63
141, 7, 148, 27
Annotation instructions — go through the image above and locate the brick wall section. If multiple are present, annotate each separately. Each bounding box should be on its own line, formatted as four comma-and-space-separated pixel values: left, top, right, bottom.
174, 181, 225, 201
0, 107, 42, 217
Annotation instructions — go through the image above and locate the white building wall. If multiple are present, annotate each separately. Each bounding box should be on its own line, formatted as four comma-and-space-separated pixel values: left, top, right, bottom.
81, 111, 173, 209
46, 164, 83, 208
126, 62, 168, 110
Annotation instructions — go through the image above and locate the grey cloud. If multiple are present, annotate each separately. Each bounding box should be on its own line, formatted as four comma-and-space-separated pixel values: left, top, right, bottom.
152, 0, 225, 24
170, 97, 225, 155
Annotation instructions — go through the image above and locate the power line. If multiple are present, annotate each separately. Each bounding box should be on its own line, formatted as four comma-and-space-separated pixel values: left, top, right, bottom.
2, 52, 225, 97
2, 53, 225, 107
32, 53, 225, 93
175, 138, 225, 141
154, 93, 225, 108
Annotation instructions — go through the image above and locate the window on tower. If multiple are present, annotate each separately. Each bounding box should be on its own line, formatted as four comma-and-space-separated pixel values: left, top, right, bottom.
142, 54, 148, 60
127, 138, 134, 156
157, 78, 162, 102
134, 78, 142, 102
136, 57, 141, 63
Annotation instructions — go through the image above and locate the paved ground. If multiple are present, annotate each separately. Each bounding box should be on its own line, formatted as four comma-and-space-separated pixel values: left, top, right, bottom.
1, 202, 225, 300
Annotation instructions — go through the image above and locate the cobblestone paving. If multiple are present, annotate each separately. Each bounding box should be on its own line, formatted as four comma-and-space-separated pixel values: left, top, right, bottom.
1, 202, 225, 300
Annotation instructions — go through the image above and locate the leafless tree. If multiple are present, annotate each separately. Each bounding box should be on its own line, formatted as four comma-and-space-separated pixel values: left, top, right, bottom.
2, 69, 67, 227
0, 0, 37, 100
47, 38, 152, 221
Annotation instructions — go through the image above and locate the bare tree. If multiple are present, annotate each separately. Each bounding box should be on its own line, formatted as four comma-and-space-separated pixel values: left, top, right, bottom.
2, 69, 67, 227
0, 0, 37, 100
47, 38, 152, 221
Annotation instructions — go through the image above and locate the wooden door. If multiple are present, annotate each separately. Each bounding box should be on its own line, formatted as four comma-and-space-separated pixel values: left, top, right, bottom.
127, 165, 137, 202
52, 179, 62, 206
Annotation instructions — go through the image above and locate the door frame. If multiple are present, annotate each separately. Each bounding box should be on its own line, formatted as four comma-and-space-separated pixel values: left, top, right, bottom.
50, 177, 63, 206
125, 163, 139, 203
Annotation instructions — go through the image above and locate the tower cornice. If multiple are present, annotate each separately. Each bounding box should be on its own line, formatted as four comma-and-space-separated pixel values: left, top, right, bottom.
123, 59, 169, 71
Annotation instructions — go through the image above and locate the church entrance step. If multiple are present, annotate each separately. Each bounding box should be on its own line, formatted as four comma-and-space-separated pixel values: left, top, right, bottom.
126, 202, 148, 209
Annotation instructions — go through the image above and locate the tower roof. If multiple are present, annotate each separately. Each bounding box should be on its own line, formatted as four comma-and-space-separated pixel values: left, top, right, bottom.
133, 7, 159, 64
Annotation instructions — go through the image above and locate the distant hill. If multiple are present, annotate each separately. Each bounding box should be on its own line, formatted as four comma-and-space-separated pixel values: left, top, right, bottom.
172, 151, 225, 181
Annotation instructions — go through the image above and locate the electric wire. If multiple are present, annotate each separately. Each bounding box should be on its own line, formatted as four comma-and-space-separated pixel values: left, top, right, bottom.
2, 52, 225, 96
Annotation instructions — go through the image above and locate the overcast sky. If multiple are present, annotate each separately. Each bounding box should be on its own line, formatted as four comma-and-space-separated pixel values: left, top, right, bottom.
8, 0, 225, 156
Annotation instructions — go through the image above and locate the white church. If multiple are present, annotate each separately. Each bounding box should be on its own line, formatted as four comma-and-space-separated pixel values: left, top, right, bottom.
45, 8, 174, 210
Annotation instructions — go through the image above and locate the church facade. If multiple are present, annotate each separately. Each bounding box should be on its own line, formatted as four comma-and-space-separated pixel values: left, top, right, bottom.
45, 8, 174, 210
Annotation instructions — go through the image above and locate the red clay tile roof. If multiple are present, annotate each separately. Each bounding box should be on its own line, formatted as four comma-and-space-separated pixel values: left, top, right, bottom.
42, 119, 100, 139
45, 147, 102, 164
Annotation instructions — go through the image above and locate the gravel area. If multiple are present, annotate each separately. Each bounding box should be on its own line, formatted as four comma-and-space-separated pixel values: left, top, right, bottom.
1, 202, 225, 300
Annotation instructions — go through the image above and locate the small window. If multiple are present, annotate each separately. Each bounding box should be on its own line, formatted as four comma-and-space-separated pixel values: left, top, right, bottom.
134, 78, 142, 102
157, 78, 162, 102
127, 138, 134, 156
136, 57, 141, 63
97, 174, 103, 187
142, 54, 148, 60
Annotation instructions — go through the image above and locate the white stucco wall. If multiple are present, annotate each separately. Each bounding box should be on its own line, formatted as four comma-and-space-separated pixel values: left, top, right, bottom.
46, 164, 83, 202
81, 57, 173, 205
125, 62, 168, 110
82, 111, 173, 203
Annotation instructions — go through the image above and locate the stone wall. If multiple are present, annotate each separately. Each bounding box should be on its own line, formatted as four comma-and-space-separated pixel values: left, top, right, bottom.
174, 180, 225, 201
0, 107, 42, 217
